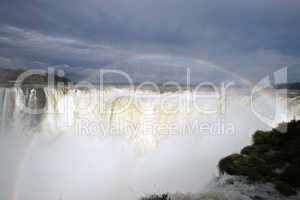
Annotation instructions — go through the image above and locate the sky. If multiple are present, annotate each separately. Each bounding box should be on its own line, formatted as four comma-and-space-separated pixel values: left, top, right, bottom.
0, 0, 300, 83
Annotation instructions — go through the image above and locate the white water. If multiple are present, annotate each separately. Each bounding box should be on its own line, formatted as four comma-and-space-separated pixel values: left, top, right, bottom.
0, 86, 298, 200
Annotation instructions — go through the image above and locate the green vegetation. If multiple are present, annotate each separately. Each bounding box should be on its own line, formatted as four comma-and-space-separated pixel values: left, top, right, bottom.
219, 120, 300, 196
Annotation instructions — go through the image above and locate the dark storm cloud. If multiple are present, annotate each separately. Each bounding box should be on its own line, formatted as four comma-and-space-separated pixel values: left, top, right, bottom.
0, 0, 300, 81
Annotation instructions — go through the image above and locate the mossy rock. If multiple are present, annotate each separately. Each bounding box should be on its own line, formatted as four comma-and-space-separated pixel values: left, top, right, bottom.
218, 154, 242, 175
275, 181, 297, 196
253, 131, 271, 144
218, 120, 300, 196
141, 194, 170, 200
281, 165, 300, 187
252, 131, 281, 145
219, 154, 270, 181
241, 145, 256, 155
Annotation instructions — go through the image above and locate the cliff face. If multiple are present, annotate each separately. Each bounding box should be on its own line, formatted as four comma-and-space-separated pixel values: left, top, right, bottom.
0, 68, 69, 86
219, 120, 300, 196
275, 83, 300, 90
0, 68, 24, 84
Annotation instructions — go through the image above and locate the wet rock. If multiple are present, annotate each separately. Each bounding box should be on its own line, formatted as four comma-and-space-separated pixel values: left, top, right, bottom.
252, 195, 265, 200
141, 194, 170, 200
219, 120, 300, 196
275, 181, 297, 196
219, 154, 269, 182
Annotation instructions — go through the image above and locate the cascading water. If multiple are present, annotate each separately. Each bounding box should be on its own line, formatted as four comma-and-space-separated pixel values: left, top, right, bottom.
0, 86, 298, 200
0, 87, 42, 133
0, 87, 44, 200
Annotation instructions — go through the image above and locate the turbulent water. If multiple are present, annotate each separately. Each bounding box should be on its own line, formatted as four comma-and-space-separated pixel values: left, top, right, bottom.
0, 86, 299, 200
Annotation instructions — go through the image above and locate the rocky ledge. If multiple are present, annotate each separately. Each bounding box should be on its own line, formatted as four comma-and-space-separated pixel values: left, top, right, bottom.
219, 120, 300, 196
140, 194, 170, 200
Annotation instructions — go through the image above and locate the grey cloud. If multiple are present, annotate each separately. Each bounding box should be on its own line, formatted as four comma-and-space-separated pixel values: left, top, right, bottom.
1, 0, 300, 53
0, 0, 299, 82
0, 26, 133, 67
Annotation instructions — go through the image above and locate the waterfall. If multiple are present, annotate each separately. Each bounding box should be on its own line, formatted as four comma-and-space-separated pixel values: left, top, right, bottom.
0, 86, 298, 200
0, 86, 298, 150
0, 87, 45, 134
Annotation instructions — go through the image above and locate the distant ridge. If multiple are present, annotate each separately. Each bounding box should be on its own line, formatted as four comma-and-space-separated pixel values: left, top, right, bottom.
0, 67, 69, 86
275, 82, 300, 90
